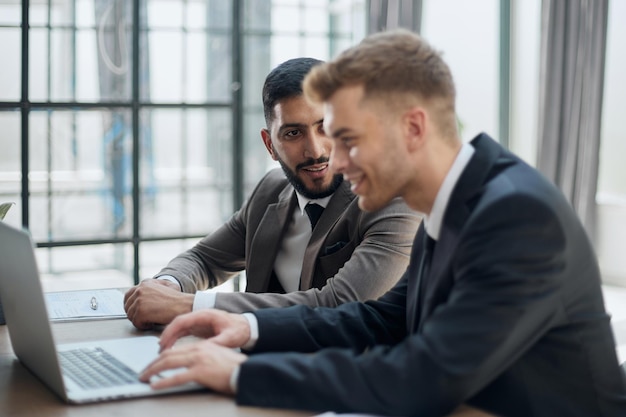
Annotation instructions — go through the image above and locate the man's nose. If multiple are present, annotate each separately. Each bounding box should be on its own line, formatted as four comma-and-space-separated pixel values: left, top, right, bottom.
304, 133, 328, 160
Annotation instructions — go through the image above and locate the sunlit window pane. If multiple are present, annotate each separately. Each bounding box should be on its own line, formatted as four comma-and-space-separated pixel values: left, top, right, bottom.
29, 110, 133, 241
0, 2, 20, 25
421, 0, 499, 143
0, 29, 21, 101
140, 108, 233, 237
37, 244, 133, 291
139, 239, 196, 279
598, 0, 626, 198
29, 11, 133, 102
146, 0, 183, 28
0, 111, 21, 228
509, 0, 541, 166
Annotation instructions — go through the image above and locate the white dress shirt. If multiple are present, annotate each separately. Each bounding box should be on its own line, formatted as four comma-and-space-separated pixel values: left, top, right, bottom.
423, 142, 475, 240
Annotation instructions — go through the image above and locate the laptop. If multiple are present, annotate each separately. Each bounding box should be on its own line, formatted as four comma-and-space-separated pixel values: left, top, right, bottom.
0, 221, 203, 403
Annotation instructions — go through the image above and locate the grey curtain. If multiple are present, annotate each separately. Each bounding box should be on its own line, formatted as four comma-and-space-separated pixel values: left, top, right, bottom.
537, 0, 609, 240
367, 0, 422, 34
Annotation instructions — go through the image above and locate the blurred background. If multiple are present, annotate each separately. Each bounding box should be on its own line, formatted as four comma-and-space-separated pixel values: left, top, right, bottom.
0, 0, 624, 295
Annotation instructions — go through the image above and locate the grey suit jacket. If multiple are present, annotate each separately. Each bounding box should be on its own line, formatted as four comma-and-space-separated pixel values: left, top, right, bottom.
237, 134, 626, 416
155, 168, 420, 313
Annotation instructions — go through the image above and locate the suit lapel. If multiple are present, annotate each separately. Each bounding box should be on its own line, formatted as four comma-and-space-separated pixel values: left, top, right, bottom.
245, 185, 297, 293
299, 181, 355, 290
414, 134, 508, 331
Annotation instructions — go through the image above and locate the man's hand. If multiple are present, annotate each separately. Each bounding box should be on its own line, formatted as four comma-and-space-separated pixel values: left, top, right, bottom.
124, 279, 194, 330
158, 309, 252, 351
139, 309, 252, 394
139, 340, 247, 394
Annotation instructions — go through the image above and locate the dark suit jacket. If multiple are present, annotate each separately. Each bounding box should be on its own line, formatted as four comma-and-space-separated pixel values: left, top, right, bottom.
156, 168, 419, 313
237, 134, 626, 416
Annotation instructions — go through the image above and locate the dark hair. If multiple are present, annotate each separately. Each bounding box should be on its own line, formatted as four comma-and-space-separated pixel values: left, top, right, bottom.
262, 57, 323, 127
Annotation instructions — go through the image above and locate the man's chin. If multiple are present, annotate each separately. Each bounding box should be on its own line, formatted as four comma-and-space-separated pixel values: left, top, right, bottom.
298, 179, 341, 199
284, 168, 343, 200
300, 186, 335, 199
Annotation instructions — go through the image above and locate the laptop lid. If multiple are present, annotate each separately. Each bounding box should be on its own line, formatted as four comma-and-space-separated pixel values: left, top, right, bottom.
0, 221, 202, 403
0, 221, 68, 400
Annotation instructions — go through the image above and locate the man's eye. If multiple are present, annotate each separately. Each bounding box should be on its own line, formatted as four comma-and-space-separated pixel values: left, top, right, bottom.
341, 137, 355, 147
285, 129, 301, 137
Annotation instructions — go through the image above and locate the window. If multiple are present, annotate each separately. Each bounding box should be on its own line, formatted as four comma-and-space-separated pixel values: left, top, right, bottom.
0, 0, 365, 289
421, 0, 500, 144
598, 0, 626, 199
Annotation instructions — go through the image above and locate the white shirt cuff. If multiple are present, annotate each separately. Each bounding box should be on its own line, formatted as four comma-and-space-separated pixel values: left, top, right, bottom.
156, 275, 182, 291
229, 365, 240, 394
229, 313, 258, 394
241, 312, 259, 351
192, 292, 217, 311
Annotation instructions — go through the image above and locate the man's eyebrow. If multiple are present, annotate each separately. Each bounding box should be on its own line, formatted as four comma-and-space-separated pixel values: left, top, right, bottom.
279, 119, 324, 132
278, 122, 307, 131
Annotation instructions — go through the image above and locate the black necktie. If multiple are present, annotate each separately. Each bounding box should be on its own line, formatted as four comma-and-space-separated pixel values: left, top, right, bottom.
304, 203, 324, 229
417, 232, 436, 294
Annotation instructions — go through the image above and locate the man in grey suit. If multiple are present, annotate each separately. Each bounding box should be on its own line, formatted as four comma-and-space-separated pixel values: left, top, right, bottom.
124, 57, 420, 330
139, 31, 626, 416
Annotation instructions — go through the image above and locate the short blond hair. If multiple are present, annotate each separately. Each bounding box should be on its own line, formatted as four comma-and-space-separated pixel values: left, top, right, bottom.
303, 29, 457, 135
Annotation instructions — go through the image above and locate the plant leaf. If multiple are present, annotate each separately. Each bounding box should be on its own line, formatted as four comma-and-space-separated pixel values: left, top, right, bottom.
0, 202, 15, 220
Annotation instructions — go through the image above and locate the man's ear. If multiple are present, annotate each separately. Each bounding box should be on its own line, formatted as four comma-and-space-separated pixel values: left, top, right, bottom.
261, 128, 278, 160
403, 107, 427, 152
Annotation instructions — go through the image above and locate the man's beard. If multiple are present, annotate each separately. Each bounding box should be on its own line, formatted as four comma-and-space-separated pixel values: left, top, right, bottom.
276, 156, 343, 199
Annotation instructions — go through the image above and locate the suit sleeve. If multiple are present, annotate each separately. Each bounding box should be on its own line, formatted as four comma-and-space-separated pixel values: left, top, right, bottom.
153, 179, 263, 293
236, 194, 571, 416
155, 214, 247, 293
248, 273, 410, 354
213, 197, 419, 312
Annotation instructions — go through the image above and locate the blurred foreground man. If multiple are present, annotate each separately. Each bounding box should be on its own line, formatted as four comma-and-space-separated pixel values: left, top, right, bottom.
140, 31, 626, 416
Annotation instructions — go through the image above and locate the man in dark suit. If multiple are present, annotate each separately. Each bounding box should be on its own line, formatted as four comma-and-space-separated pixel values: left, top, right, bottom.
124, 58, 419, 329
139, 31, 626, 416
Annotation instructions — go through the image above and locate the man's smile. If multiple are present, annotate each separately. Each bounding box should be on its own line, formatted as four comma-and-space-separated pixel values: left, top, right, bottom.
300, 163, 329, 179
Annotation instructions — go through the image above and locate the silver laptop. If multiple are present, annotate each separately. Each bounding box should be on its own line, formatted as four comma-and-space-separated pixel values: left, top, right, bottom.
0, 221, 203, 403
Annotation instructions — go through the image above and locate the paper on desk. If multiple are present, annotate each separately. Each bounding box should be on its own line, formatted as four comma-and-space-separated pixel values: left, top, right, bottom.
45, 288, 127, 321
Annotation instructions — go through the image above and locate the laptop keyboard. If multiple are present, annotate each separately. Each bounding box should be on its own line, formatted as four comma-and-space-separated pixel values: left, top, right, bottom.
59, 347, 140, 389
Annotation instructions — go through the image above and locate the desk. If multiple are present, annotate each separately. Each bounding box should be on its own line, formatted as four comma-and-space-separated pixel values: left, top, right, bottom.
0, 319, 310, 417
0, 319, 493, 417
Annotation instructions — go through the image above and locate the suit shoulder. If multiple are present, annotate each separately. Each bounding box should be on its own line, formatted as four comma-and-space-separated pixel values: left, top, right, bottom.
350, 197, 421, 233
248, 168, 290, 200
482, 162, 568, 212
469, 168, 577, 243
360, 197, 419, 219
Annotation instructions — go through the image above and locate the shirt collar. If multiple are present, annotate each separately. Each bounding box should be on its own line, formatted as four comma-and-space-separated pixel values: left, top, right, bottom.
296, 192, 332, 215
424, 142, 475, 241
